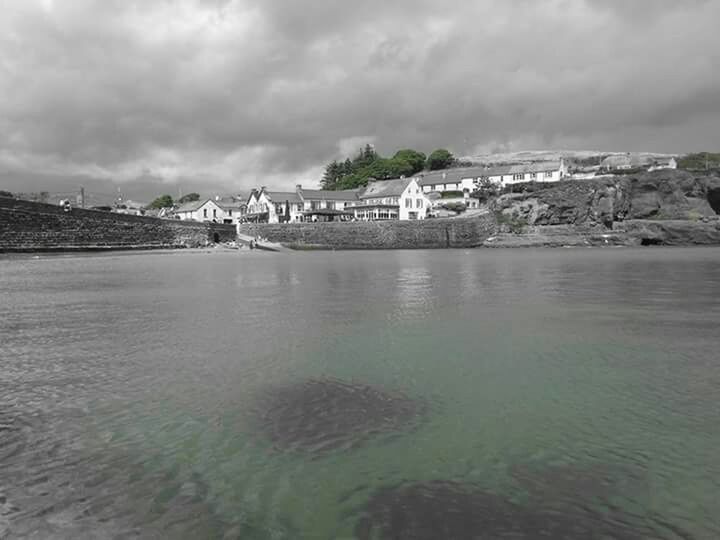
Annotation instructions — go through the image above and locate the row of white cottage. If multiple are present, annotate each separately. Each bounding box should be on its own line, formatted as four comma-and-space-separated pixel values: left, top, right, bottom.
245, 179, 430, 222
175, 160, 568, 224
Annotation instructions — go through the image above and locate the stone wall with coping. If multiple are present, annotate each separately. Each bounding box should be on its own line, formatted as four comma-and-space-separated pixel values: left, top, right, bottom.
0, 197, 236, 252
239, 215, 497, 249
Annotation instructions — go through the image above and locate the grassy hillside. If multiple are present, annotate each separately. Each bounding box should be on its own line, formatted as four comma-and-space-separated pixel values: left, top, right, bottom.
678, 152, 720, 171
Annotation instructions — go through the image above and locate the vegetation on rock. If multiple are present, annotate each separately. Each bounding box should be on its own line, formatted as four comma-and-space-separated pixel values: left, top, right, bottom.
678, 152, 720, 171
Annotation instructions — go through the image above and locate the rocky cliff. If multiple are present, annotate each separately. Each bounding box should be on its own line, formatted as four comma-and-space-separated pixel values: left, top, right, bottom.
489, 170, 720, 246
493, 170, 720, 226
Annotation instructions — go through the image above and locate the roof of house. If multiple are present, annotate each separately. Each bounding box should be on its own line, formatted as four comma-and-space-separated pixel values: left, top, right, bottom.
359, 178, 413, 199
263, 191, 304, 204
601, 154, 653, 169
415, 162, 563, 185
215, 197, 246, 210
300, 188, 360, 201
415, 167, 488, 186
174, 199, 213, 213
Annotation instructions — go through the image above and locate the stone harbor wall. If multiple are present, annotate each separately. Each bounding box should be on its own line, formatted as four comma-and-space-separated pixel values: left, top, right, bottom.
239, 214, 497, 249
0, 197, 236, 252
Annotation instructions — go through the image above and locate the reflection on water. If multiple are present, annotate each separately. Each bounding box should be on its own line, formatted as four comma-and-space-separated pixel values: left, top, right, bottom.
1, 248, 719, 538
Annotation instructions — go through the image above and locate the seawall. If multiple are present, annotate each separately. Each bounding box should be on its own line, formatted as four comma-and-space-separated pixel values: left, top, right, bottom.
239, 215, 497, 249
0, 198, 236, 252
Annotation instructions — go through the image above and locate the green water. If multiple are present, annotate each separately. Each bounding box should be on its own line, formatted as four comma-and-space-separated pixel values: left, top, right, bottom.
1, 248, 719, 538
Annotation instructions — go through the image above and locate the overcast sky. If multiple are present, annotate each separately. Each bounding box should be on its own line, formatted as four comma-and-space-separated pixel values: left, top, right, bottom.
2, 0, 719, 200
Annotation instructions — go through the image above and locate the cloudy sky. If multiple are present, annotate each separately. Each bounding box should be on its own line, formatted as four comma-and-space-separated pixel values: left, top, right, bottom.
2, 0, 719, 200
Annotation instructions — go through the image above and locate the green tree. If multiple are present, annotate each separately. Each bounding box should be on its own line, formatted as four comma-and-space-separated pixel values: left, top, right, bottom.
321, 160, 343, 190
350, 144, 379, 170
178, 192, 200, 204
392, 149, 426, 175
0, 190, 13, 198
148, 194, 174, 209
427, 148, 454, 170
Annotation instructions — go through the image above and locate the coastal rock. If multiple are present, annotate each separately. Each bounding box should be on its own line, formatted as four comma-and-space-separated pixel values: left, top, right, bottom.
617, 219, 720, 246
352, 480, 656, 540
254, 378, 426, 454
492, 170, 720, 228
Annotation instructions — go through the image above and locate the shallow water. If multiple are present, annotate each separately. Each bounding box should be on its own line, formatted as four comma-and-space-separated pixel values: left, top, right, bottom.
1, 247, 719, 539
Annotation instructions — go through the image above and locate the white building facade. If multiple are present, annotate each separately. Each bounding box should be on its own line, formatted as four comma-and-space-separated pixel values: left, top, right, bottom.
174, 199, 228, 222
416, 160, 567, 192
349, 177, 430, 221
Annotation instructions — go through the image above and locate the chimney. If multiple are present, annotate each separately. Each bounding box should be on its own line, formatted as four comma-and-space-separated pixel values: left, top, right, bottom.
296, 184, 302, 194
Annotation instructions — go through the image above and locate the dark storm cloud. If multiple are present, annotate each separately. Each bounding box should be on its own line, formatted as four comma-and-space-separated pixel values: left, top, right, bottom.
1, 0, 719, 196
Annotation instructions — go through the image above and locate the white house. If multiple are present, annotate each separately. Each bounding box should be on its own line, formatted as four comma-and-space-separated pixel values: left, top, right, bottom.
478, 160, 567, 186
174, 198, 228, 222
245, 188, 305, 223
648, 157, 678, 172
297, 186, 360, 213
415, 160, 567, 192
348, 177, 430, 221
215, 196, 247, 224
113, 199, 148, 216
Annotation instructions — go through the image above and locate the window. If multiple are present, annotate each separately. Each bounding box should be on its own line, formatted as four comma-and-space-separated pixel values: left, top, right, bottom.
228, 210, 233, 216
530, 173, 536, 180
405, 198, 412, 208
203, 208, 208, 218
513, 173, 524, 181
416, 199, 423, 208
544, 172, 553, 179
296, 204, 303, 212
213, 209, 217, 218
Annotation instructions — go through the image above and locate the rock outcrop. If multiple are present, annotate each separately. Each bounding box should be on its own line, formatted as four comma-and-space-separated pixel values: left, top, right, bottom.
489, 170, 720, 247
492, 170, 720, 228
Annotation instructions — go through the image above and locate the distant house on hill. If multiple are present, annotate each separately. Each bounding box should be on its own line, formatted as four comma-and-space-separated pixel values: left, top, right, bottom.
414, 160, 567, 192
600, 154, 677, 173
648, 157, 678, 172
114, 200, 148, 216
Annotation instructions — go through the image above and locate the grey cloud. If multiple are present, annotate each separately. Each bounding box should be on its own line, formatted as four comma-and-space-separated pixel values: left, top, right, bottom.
1, 0, 719, 198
